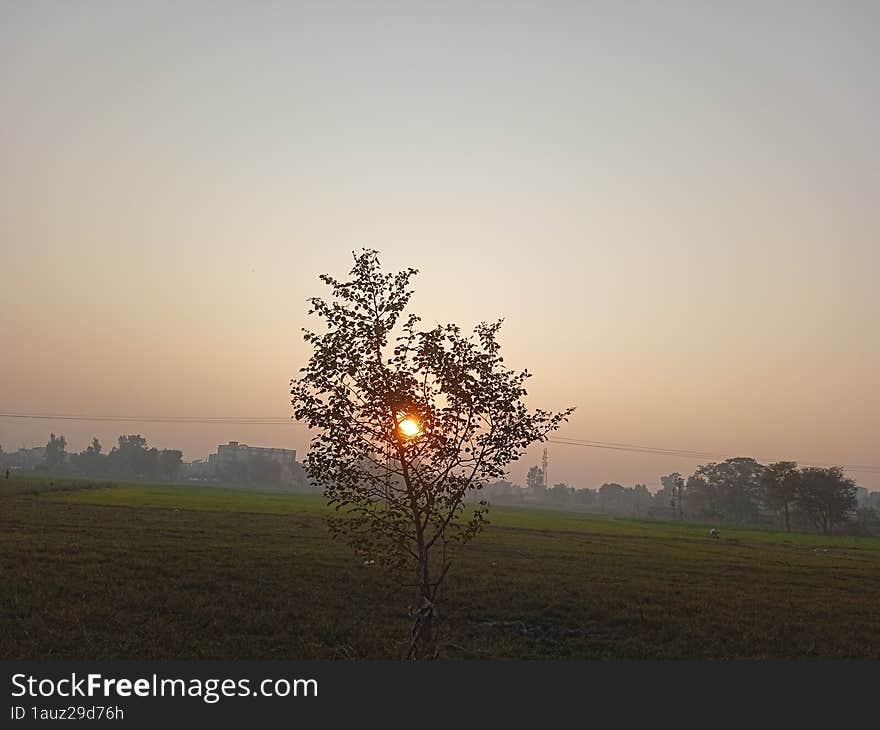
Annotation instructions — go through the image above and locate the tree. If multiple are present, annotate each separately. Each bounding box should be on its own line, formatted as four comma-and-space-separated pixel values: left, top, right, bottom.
291, 250, 573, 658
158, 449, 183, 481
631, 483, 652, 516
45, 433, 67, 471
573, 487, 597, 509
693, 457, 764, 524
660, 472, 685, 519
683, 473, 714, 519
526, 465, 546, 493
761, 461, 799, 531
549, 482, 574, 506
105, 435, 164, 479
794, 466, 857, 535
71, 437, 105, 476
598, 482, 627, 513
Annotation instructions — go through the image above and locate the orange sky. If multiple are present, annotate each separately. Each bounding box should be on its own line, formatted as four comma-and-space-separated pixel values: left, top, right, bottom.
2, 3, 878, 489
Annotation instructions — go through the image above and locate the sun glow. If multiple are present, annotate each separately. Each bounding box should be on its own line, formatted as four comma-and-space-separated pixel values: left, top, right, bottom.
398, 416, 423, 438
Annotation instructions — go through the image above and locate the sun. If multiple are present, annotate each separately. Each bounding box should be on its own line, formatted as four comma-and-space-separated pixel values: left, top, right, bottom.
398, 416, 423, 438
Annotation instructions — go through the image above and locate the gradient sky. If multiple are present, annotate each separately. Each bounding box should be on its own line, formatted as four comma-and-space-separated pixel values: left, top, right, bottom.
2, 2, 878, 489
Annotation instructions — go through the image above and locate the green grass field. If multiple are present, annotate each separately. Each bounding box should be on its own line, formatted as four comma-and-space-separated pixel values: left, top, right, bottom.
2, 476, 879, 659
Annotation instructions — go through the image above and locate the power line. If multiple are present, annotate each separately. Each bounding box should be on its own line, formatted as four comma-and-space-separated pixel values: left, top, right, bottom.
2, 411, 879, 475
547, 438, 880, 475
0, 412, 291, 425
548, 437, 726, 459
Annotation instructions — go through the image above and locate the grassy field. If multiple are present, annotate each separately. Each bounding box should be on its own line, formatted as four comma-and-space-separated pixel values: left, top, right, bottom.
2, 476, 879, 659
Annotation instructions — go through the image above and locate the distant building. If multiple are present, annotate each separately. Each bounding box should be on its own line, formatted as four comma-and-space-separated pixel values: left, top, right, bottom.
207, 441, 303, 485
209, 441, 296, 468
855, 486, 870, 509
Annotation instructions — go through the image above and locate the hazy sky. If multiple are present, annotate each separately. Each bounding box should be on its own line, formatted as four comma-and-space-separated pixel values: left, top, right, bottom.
2, 2, 878, 489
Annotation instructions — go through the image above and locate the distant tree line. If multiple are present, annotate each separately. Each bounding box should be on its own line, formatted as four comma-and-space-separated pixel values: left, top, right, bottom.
658, 458, 868, 535
482, 457, 879, 536
2, 433, 183, 482
3, 437, 875, 533
1, 433, 309, 490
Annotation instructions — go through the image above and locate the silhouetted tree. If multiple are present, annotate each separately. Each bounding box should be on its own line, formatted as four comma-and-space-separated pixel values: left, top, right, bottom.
45, 433, 67, 471
794, 466, 857, 535
631, 483, 652, 516
158, 449, 183, 481
660, 472, 685, 519
71, 437, 105, 476
526, 465, 546, 493
573, 487, 597, 509
683, 472, 714, 519
693, 458, 764, 523
291, 250, 573, 658
549, 482, 574, 506
598, 482, 627, 513
761, 461, 799, 531
105, 435, 162, 479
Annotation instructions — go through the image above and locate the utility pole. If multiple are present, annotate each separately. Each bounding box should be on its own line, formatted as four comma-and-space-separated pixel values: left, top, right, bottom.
542, 447, 549, 491
677, 475, 684, 521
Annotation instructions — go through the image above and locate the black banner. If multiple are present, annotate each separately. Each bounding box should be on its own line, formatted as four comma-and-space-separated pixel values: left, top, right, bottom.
2, 661, 874, 726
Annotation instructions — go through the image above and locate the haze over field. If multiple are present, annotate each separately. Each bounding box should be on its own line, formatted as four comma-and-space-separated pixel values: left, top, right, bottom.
2, 2, 878, 489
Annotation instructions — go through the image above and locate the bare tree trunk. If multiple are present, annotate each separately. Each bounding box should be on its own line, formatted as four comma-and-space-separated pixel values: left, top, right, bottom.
409, 549, 435, 659
419, 555, 434, 655
391, 405, 435, 660
783, 502, 790, 532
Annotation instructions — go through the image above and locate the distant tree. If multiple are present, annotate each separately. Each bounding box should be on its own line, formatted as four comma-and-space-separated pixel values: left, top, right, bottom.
654, 474, 675, 514
660, 472, 685, 519
683, 473, 714, 519
598, 482, 627, 513
45, 433, 67, 471
117, 434, 148, 451
141, 448, 160, 480
483, 480, 516, 501
107, 435, 152, 478
761, 461, 799, 531
573, 487, 597, 509
290, 250, 573, 658
526, 465, 546, 493
71, 437, 105, 476
794, 466, 857, 535
158, 449, 183, 481
549, 482, 574, 506
631, 483, 652, 516
693, 458, 764, 524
